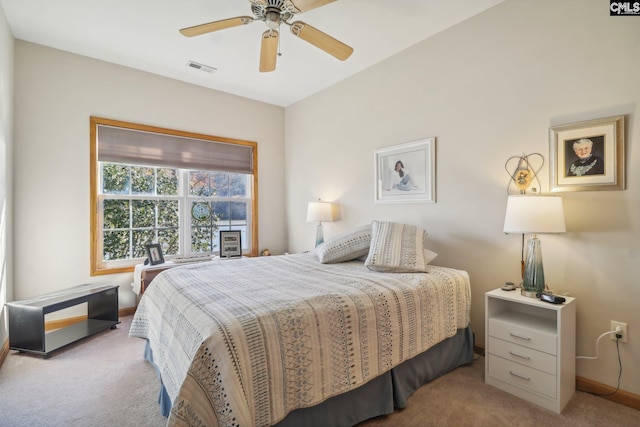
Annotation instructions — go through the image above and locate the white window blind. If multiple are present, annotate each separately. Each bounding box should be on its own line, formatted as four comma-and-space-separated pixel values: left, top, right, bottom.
97, 124, 254, 174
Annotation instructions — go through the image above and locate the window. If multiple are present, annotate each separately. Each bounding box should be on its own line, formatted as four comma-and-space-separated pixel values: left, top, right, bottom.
90, 117, 258, 275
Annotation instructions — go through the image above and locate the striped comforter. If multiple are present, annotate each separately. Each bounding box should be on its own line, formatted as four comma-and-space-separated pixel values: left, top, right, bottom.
129, 253, 471, 427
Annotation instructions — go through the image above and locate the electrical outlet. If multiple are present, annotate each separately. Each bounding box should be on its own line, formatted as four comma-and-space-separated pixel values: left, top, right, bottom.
611, 321, 628, 343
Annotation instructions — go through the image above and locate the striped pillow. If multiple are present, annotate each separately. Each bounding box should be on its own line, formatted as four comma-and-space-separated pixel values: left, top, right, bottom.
365, 221, 431, 272
315, 225, 372, 264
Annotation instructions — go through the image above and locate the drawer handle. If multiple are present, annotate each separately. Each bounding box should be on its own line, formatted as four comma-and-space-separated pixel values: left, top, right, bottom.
509, 370, 531, 381
509, 351, 531, 360
509, 332, 531, 341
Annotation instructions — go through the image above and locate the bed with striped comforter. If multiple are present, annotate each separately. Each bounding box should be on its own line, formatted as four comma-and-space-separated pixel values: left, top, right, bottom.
129, 252, 471, 427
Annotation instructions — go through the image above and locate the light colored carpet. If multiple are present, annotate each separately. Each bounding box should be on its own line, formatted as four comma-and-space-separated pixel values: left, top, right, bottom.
359, 356, 639, 427
0, 315, 637, 426
0, 315, 166, 427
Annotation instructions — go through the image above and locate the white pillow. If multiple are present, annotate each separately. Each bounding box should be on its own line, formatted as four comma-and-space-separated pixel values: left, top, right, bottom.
423, 248, 438, 264
315, 225, 372, 264
365, 221, 433, 273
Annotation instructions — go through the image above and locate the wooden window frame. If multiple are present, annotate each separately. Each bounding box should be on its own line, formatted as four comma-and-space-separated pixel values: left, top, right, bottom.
90, 116, 258, 276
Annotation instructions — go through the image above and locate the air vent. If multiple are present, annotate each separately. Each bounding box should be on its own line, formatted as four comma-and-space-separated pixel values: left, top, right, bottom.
187, 61, 217, 74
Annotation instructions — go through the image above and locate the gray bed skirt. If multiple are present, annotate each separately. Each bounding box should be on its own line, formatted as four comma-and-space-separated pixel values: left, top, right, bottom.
145, 325, 474, 427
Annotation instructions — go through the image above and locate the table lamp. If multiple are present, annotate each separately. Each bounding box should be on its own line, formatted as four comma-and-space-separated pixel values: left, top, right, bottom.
503, 195, 566, 297
306, 201, 335, 247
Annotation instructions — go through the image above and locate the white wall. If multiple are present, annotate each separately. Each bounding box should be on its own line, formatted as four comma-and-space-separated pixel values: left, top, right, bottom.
0, 2, 14, 346
285, 0, 640, 395
13, 41, 286, 310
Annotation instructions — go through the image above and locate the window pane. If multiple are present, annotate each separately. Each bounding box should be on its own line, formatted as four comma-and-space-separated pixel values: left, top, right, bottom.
190, 171, 212, 197
236, 226, 248, 250
103, 230, 130, 260
229, 174, 246, 197
102, 164, 129, 194
131, 166, 155, 195
159, 229, 179, 255
132, 200, 155, 228
191, 227, 213, 253
158, 200, 179, 227
213, 201, 230, 221
133, 230, 156, 258
212, 172, 229, 197
230, 202, 247, 221
103, 199, 130, 229
157, 168, 178, 196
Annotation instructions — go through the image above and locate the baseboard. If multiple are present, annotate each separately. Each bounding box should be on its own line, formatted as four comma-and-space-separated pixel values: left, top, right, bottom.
576, 376, 640, 411
44, 307, 136, 331
0, 339, 9, 368
120, 306, 136, 316
473, 344, 485, 356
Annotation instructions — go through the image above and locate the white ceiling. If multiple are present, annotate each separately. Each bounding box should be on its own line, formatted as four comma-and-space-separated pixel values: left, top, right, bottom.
1, 0, 503, 107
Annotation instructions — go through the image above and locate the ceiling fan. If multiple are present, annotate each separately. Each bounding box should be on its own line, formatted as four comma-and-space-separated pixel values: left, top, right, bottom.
180, 0, 353, 72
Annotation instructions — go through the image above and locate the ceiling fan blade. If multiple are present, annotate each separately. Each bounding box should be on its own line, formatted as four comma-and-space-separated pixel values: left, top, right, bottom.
259, 30, 279, 73
291, 0, 336, 13
180, 16, 254, 37
289, 21, 353, 61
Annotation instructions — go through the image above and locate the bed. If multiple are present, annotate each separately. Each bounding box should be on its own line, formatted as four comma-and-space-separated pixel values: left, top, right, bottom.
130, 223, 473, 427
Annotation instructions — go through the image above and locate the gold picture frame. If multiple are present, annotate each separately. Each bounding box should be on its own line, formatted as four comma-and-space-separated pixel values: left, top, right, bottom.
550, 115, 625, 192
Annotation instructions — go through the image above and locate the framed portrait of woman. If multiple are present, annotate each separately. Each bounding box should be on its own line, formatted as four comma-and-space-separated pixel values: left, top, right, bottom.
550, 116, 625, 192
374, 138, 436, 204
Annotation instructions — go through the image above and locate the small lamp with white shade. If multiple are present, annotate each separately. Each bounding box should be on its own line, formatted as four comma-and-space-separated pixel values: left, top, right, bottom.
503, 195, 566, 297
306, 200, 336, 247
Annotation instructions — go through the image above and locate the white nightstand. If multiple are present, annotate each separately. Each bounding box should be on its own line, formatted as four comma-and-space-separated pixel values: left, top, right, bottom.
485, 288, 576, 413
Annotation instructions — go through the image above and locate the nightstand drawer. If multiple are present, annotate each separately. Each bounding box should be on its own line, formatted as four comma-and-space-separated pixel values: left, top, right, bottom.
488, 355, 556, 399
488, 336, 556, 375
489, 312, 557, 355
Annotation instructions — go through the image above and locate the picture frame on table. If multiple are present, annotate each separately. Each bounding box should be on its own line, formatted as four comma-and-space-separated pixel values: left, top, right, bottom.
374, 137, 436, 204
220, 230, 242, 258
550, 115, 625, 192
145, 243, 165, 265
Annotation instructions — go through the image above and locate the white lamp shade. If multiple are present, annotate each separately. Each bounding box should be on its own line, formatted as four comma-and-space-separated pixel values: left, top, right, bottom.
306, 202, 335, 223
503, 195, 566, 234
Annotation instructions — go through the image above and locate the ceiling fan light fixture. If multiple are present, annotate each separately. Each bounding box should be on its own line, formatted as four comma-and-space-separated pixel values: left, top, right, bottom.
265, 9, 281, 30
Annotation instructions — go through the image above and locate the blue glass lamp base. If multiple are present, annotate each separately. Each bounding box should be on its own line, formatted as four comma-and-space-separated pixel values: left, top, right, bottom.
522, 236, 545, 298
315, 223, 324, 248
